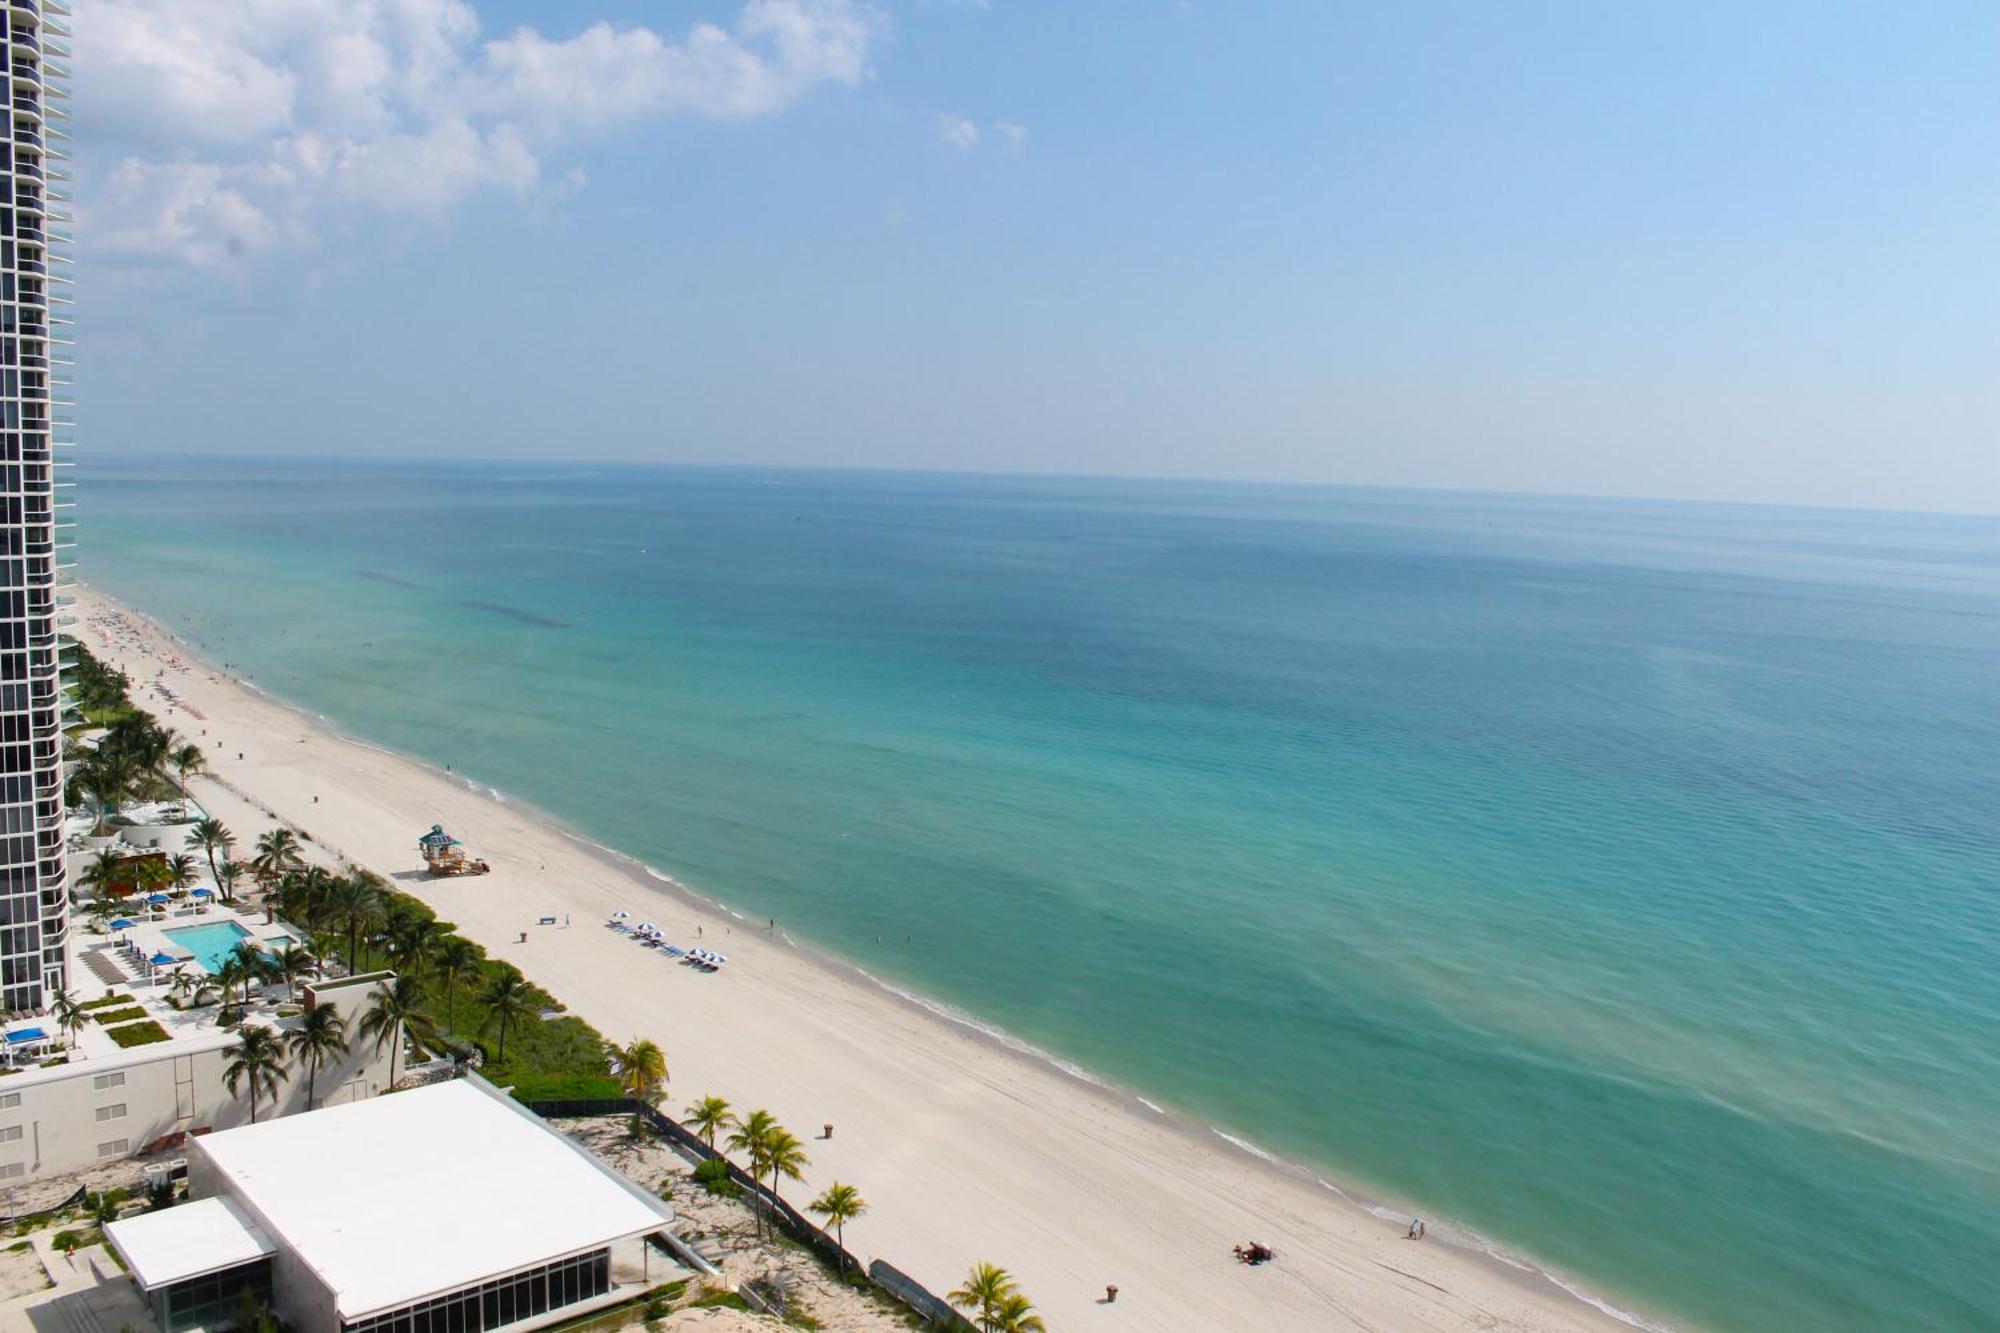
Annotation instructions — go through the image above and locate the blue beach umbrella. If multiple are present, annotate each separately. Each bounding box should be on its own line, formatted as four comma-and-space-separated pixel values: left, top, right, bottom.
149, 952, 177, 967
110, 918, 135, 930
191, 888, 214, 898
146, 893, 170, 905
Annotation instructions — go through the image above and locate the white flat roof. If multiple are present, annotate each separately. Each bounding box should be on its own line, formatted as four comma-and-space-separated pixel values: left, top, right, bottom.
107, 1197, 277, 1290
192, 1080, 670, 1320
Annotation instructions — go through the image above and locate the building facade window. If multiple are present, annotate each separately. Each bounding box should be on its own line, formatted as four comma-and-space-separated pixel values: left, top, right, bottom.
0, 1162, 20, 1180
343, 1248, 613, 1333
0, 0, 76, 1011
0, 1093, 17, 1110
94, 1103, 126, 1122
151, 1257, 274, 1333
92, 1072, 125, 1091
0, 1124, 19, 1142
96, 1138, 128, 1158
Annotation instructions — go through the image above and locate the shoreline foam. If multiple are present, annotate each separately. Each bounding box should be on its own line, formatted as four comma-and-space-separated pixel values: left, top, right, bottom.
78, 582, 1671, 1333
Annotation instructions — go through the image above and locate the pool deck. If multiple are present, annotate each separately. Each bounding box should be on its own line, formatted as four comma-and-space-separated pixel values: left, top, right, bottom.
115, 907, 299, 977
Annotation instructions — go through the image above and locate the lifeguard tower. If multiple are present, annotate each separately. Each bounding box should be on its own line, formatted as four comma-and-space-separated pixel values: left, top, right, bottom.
418, 824, 491, 877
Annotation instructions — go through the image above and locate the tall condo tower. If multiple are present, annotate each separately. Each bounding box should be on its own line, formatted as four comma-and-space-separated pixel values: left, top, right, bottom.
0, 1, 71, 1013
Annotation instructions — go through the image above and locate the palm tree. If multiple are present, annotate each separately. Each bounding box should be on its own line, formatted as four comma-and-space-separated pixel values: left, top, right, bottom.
949, 1263, 1018, 1333
127, 721, 174, 790
79, 850, 125, 902
250, 828, 304, 887
71, 753, 136, 835
725, 1108, 777, 1236
272, 864, 333, 924
307, 927, 347, 972
214, 948, 258, 1020
808, 1182, 867, 1273
434, 938, 480, 1034
762, 1127, 809, 1206
479, 970, 536, 1065
50, 990, 86, 1046
169, 968, 217, 1009
191, 817, 234, 888
166, 853, 199, 897
169, 742, 206, 803
613, 1039, 668, 1104
358, 974, 437, 1089
223, 1026, 290, 1123
217, 860, 246, 906
725, 1108, 777, 1167
683, 1095, 734, 1149
131, 856, 175, 904
988, 1293, 1046, 1333
383, 914, 443, 979
272, 941, 318, 996
285, 1004, 350, 1110
330, 875, 384, 973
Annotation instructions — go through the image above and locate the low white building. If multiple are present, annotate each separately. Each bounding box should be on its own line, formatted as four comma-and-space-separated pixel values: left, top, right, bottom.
0, 970, 397, 1185
108, 1079, 679, 1333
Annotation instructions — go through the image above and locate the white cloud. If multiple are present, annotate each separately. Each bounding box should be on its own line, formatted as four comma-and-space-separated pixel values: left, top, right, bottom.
938, 113, 979, 152
993, 120, 1028, 153
75, 0, 883, 269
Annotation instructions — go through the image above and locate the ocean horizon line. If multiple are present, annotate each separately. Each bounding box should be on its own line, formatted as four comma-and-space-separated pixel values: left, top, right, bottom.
75, 449, 2000, 523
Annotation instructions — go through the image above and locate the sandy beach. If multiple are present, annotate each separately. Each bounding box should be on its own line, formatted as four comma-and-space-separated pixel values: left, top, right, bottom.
75, 583, 1648, 1333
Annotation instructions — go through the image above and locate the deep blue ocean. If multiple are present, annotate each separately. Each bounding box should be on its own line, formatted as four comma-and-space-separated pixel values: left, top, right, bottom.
79, 458, 2000, 1331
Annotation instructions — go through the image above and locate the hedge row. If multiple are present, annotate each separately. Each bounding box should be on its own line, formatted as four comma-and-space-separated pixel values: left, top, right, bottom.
505, 1073, 623, 1103
107, 1021, 172, 1048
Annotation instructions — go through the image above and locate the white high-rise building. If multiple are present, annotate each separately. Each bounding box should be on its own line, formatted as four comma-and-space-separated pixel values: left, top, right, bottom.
0, 0, 73, 1012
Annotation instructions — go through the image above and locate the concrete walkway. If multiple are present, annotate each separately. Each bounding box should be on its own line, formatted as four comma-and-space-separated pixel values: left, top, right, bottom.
0, 1234, 153, 1333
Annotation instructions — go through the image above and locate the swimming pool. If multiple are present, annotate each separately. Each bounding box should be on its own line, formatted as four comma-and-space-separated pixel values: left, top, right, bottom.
163, 920, 255, 975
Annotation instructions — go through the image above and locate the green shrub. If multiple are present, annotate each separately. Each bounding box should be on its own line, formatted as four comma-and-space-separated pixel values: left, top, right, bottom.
107, 1021, 172, 1049
693, 1158, 740, 1198
478, 1013, 606, 1087
80, 993, 135, 1010
91, 1007, 148, 1026
504, 1073, 622, 1103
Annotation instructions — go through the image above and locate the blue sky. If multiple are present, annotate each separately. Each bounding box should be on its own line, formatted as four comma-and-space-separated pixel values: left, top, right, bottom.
75, 1, 2000, 511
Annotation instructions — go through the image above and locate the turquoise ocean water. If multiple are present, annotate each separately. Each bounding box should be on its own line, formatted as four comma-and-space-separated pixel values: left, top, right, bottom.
79, 458, 1998, 1331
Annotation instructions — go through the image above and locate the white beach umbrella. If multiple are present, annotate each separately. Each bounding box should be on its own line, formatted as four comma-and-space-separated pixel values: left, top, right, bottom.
637, 921, 660, 935
611, 909, 631, 919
